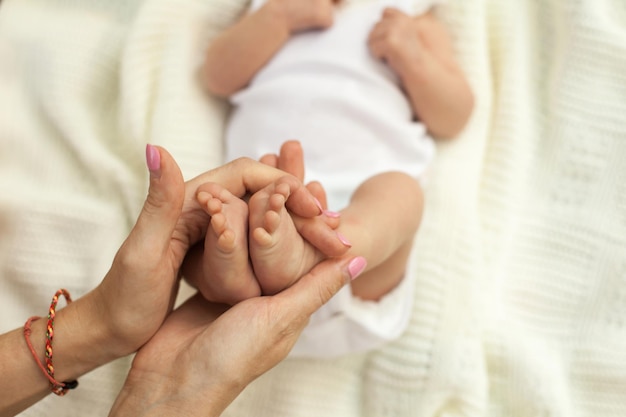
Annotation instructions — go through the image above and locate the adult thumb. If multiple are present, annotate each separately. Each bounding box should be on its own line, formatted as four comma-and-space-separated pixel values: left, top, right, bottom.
128, 145, 185, 255
276, 256, 367, 319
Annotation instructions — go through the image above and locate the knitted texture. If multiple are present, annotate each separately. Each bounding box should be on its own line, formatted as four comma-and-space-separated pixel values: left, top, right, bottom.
1, 0, 625, 416
225, 1, 626, 416
0, 0, 247, 415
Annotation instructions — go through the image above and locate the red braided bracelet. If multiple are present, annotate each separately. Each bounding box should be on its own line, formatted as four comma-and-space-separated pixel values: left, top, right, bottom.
23, 289, 79, 396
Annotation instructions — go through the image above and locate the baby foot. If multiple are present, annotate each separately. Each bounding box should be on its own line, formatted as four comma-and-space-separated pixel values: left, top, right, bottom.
248, 181, 324, 295
197, 183, 260, 304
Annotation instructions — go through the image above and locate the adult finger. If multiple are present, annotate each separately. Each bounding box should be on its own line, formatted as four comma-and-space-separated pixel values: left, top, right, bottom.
259, 153, 278, 167
305, 180, 327, 210
292, 211, 348, 256
178, 159, 320, 253
277, 140, 305, 181
260, 141, 306, 182
273, 256, 367, 320
99, 145, 185, 353
186, 159, 307, 209
305, 180, 341, 228
195, 173, 320, 219
128, 145, 185, 256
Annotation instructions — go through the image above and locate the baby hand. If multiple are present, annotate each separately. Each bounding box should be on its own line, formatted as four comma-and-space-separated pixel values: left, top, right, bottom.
367, 8, 424, 79
274, 0, 338, 33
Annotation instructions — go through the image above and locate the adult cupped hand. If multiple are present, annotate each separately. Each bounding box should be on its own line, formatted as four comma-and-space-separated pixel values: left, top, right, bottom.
91, 144, 349, 360
106, 142, 366, 416
0, 142, 361, 417
111, 255, 364, 417
181, 140, 348, 304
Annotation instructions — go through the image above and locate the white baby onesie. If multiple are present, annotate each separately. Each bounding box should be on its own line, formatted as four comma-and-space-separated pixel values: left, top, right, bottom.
228, 0, 437, 210
225, 0, 439, 357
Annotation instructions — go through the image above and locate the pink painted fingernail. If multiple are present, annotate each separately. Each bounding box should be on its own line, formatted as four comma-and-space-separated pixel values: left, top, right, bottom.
313, 198, 324, 213
324, 210, 341, 218
348, 257, 367, 280
337, 232, 352, 247
145, 144, 161, 178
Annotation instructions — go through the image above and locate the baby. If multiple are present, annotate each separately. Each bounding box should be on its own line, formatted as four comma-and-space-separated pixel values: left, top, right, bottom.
197, 0, 473, 356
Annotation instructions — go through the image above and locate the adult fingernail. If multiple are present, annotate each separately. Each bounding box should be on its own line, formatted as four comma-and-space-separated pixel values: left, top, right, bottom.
324, 210, 341, 218
313, 197, 324, 214
337, 232, 352, 247
348, 257, 367, 280
145, 144, 161, 179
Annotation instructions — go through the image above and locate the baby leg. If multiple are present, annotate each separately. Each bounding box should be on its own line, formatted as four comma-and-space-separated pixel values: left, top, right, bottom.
248, 181, 324, 295
338, 171, 424, 301
197, 183, 260, 304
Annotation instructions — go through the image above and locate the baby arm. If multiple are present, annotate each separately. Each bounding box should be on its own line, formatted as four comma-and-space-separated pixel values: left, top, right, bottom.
368, 8, 474, 139
204, 0, 338, 97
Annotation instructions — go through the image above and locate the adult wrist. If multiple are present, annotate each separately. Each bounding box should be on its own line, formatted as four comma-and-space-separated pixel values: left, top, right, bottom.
50, 290, 123, 382
110, 369, 226, 417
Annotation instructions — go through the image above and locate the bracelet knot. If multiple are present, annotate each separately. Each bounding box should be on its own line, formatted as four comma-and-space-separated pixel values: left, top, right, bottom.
23, 289, 79, 396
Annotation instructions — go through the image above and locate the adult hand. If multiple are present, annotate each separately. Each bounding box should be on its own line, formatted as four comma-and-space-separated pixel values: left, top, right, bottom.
182, 141, 348, 303
259, 140, 343, 260
1, 145, 186, 415
260, 140, 326, 207
1, 144, 351, 415
93, 145, 339, 358
109, 254, 367, 417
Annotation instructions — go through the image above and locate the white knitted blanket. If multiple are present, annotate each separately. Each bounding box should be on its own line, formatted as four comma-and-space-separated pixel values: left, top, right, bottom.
1, 0, 625, 416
